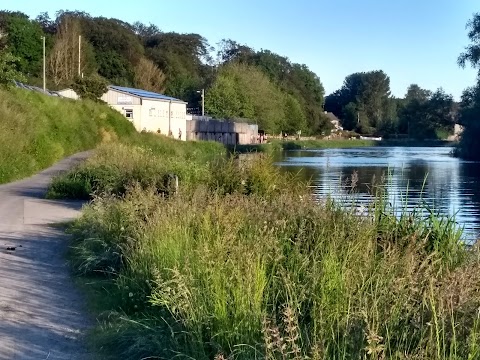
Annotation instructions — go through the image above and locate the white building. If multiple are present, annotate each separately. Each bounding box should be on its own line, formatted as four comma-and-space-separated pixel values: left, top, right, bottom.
101, 86, 187, 140
55, 88, 80, 100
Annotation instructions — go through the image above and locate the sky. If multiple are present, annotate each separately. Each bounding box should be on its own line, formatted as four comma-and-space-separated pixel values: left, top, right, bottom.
2, 0, 479, 100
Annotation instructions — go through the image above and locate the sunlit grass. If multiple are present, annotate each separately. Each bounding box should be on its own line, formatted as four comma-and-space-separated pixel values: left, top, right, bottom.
58, 149, 479, 360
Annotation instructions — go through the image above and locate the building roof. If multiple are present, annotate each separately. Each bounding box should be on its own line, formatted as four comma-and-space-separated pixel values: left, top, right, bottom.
109, 86, 185, 103
324, 111, 341, 122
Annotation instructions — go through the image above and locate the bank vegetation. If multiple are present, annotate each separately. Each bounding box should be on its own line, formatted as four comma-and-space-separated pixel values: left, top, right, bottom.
49, 135, 480, 360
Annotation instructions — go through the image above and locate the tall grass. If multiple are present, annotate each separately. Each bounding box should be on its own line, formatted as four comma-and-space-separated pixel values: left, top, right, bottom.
63, 152, 480, 360
0, 88, 136, 183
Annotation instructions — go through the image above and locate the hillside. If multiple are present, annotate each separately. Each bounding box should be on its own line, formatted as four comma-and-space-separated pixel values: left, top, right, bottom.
0, 88, 135, 183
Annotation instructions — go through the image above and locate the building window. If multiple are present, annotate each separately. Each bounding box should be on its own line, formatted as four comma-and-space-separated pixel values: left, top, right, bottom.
149, 108, 156, 117
125, 109, 133, 119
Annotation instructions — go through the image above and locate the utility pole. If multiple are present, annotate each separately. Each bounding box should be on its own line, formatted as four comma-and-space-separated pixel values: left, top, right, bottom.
78, 35, 81, 76
42, 36, 46, 92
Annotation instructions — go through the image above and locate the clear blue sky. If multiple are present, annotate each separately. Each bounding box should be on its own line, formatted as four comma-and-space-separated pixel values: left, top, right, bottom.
3, 0, 479, 99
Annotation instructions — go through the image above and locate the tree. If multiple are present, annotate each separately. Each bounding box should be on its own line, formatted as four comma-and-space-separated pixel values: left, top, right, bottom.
71, 75, 107, 100
284, 94, 307, 134
205, 63, 285, 132
48, 16, 96, 86
0, 12, 44, 75
133, 57, 166, 93
0, 51, 26, 87
146, 32, 211, 101
35, 12, 56, 34
216, 39, 254, 64
132, 21, 160, 39
457, 13, 480, 159
398, 87, 455, 139
405, 84, 432, 103
325, 71, 392, 134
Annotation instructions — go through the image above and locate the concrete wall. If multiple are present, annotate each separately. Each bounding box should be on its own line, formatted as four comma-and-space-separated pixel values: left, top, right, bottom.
186, 119, 258, 145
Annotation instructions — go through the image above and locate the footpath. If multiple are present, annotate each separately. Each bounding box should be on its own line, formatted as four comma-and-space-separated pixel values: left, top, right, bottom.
0, 152, 92, 360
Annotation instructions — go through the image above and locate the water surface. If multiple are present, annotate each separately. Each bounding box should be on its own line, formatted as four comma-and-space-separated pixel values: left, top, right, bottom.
276, 146, 480, 242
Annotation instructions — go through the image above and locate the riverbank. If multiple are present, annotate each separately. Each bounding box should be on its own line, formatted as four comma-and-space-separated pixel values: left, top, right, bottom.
231, 138, 455, 154
232, 138, 376, 153
49, 135, 480, 360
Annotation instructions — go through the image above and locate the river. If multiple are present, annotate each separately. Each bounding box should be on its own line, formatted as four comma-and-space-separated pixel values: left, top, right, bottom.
276, 146, 480, 242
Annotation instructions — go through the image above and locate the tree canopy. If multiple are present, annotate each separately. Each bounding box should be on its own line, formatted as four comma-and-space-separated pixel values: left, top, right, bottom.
457, 12, 480, 159
0, 8, 461, 138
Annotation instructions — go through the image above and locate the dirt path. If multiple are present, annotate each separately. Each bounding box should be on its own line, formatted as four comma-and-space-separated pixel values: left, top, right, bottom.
0, 152, 92, 359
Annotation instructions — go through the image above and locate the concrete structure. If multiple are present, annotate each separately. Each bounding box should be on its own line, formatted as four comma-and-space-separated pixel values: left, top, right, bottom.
101, 86, 188, 140
55, 88, 79, 100
186, 119, 258, 145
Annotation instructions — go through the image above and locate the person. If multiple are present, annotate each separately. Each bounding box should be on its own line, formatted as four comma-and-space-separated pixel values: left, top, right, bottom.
178, 128, 182, 140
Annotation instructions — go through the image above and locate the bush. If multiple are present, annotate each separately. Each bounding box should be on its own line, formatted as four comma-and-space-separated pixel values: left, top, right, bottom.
71, 74, 108, 101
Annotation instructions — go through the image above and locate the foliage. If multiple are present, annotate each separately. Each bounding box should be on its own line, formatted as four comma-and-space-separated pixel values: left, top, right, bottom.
457, 13, 480, 160
48, 137, 225, 200
325, 70, 394, 134
0, 11, 44, 74
145, 32, 211, 102
133, 57, 166, 93
456, 80, 480, 159
0, 51, 25, 87
205, 63, 285, 133
326, 74, 456, 138
56, 152, 479, 359
71, 74, 108, 101
398, 86, 455, 139
283, 94, 307, 134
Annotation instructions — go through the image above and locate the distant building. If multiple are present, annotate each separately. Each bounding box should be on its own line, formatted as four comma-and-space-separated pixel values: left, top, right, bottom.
55, 88, 79, 100
101, 86, 187, 141
324, 111, 343, 132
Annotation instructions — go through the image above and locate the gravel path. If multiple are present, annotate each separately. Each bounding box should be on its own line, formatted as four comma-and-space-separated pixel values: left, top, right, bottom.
0, 152, 93, 360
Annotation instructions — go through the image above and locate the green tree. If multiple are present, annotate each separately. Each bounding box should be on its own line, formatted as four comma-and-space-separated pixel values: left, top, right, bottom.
457, 13, 480, 159
0, 51, 26, 87
146, 32, 211, 102
398, 87, 455, 139
205, 74, 245, 119
205, 63, 285, 133
71, 75, 108, 101
284, 94, 307, 134
325, 70, 392, 134
0, 11, 44, 75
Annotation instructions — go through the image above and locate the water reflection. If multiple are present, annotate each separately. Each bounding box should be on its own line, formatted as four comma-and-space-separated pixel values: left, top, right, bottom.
276, 146, 480, 242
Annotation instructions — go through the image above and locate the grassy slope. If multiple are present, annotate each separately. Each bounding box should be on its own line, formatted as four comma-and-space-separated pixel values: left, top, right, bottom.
0, 88, 135, 184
